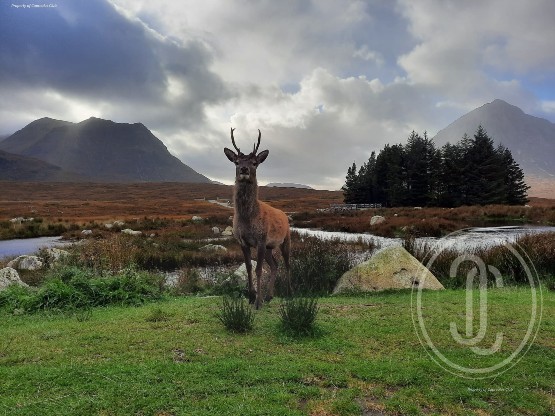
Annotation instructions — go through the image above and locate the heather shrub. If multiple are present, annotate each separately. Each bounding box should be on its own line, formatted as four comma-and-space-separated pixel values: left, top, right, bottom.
279, 297, 319, 336
405, 232, 555, 289
217, 295, 255, 333
74, 234, 138, 275
276, 236, 351, 296
0, 266, 164, 314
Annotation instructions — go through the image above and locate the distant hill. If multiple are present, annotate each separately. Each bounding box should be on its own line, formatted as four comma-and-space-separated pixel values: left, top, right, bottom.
0, 117, 211, 183
0, 150, 83, 181
433, 99, 555, 178
266, 182, 314, 189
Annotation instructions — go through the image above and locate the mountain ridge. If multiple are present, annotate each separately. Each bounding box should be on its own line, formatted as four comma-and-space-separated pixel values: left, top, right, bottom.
432, 99, 555, 177
0, 149, 84, 182
0, 117, 211, 183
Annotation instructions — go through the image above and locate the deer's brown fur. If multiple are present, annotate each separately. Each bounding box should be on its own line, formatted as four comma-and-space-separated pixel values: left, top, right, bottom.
224, 128, 290, 308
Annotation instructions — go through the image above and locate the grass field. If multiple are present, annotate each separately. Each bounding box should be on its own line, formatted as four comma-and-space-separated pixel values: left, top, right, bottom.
1, 289, 553, 416
1, 182, 554, 415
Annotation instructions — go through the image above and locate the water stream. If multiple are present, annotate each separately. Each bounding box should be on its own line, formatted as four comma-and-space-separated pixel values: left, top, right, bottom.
0, 237, 70, 260
292, 225, 555, 252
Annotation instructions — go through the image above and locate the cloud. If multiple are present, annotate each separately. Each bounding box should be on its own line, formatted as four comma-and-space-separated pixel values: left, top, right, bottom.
0, 0, 229, 132
179, 67, 455, 190
396, 0, 555, 110
1, 0, 554, 189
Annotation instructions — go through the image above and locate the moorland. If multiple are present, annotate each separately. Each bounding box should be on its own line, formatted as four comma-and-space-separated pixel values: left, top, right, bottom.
0, 182, 554, 415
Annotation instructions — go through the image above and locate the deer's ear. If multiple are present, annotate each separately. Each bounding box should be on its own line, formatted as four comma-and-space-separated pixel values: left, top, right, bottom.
224, 147, 237, 162
256, 150, 269, 164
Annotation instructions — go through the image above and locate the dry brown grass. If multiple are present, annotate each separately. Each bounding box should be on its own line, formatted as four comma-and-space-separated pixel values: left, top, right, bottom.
292, 200, 555, 237
76, 234, 139, 274
0, 181, 343, 221
1, 182, 553, 241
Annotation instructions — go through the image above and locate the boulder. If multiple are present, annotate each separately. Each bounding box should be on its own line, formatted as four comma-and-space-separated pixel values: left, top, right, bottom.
199, 244, 227, 253
191, 216, 203, 223
333, 245, 444, 294
7, 255, 44, 271
212, 227, 220, 235
113, 220, 125, 227
221, 226, 234, 236
81, 229, 93, 236
370, 215, 386, 226
41, 247, 70, 264
121, 229, 142, 236
0, 267, 28, 290
224, 261, 259, 290
233, 260, 257, 281
10, 217, 33, 224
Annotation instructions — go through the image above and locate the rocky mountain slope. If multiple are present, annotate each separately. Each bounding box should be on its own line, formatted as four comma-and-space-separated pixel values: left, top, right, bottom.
0, 117, 210, 183
433, 99, 555, 178
0, 150, 83, 182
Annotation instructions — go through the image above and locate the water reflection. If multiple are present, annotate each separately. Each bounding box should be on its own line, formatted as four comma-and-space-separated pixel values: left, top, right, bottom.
0, 237, 70, 259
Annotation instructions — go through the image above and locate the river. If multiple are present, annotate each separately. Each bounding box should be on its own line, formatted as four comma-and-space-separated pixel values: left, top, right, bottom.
0, 237, 71, 260
1, 225, 554, 261
292, 225, 555, 252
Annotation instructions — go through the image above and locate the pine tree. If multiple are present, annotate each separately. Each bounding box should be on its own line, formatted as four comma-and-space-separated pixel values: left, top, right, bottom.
404, 131, 440, 206
343, 125, 529, 208
464, 126, 506, 205
342, 162, 359, 203
360, 152, 377, 203
375, 144, 405, 206
439, 142, 465, 207
500, 146, 529, 205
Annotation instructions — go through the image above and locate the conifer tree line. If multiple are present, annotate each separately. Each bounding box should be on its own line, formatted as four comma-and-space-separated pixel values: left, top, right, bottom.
343, 125, 529, 207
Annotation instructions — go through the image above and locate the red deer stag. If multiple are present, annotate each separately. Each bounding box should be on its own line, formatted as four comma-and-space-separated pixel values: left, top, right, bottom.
224, 128, 291, 309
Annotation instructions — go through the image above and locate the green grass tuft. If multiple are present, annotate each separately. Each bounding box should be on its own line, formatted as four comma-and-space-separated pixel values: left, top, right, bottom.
217, 295, 255, 333
279, 296, 319, 336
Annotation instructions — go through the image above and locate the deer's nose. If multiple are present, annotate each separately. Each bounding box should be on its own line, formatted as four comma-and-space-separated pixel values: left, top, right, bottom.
240, 167, 249, 174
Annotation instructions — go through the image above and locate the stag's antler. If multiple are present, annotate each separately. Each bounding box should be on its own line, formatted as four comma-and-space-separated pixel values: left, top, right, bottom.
230, 128, 241, 154
252, 129, 261, 155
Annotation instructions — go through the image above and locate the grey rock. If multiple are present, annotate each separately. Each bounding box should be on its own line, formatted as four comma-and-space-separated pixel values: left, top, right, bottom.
370, 215, 386, 226
121, 229, 142, 236
199, 244, 227, 253
221, 226, 234, 236
333, 245, 444, 294
7, 255, 44, 271
0, 267, 28, 290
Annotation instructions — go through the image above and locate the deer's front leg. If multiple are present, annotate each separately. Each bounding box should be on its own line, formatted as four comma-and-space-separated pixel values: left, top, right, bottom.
254, 244, 266, 309
241, 245, 256, 304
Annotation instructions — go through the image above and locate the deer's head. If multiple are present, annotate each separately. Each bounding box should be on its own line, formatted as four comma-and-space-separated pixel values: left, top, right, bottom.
224, 128, 269, 183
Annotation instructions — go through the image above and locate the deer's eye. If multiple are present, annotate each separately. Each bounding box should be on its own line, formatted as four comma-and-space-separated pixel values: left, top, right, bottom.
252, 162, 258, 166
234, 161, 239, 165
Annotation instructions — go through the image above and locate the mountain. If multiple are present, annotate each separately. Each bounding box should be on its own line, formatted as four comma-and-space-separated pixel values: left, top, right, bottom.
0, 150, 84, 181
433, 99, 555, 178
0, 117, 211, 183
266, 182, 314, 189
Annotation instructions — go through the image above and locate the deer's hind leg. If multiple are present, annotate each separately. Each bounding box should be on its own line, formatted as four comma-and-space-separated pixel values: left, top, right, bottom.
265, 248, 278, 302
254, 244, 266, 309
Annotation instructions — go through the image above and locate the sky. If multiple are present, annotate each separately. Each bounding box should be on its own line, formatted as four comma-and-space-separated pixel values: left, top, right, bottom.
1, 0, 555, 190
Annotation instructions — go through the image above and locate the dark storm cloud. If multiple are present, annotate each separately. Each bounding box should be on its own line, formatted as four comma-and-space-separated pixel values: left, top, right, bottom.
0, 0, 227, 115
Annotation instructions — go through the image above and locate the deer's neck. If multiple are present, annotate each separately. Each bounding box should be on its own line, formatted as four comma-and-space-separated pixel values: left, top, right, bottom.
234, 180, 260, 221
